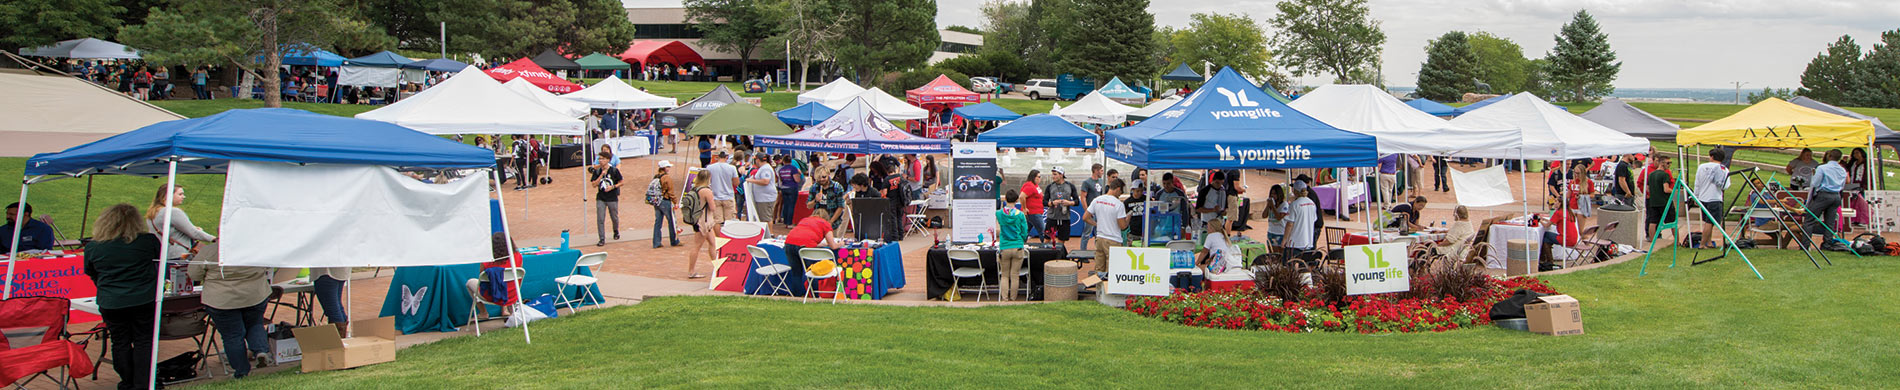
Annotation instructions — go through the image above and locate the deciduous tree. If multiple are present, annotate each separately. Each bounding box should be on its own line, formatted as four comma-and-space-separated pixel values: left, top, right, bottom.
1170, 13, 1280, 85
824, 0, 937, 85
686, 0, 785, 80
1467, 32, 1534, 93
0, 0, 125, 51
1267, 0, 1385, 84
119, 0, 390, 107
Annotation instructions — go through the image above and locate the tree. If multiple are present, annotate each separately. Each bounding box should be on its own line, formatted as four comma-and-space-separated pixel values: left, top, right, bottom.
979, 0, 1059, 78
1054, 0, 1156, 82
773, 0, 844, 90
119, 0, 391, 107
1415, 31, 1477, 102
1467, 32, 1534, 93
557, 0, 637, 57
0, 0, 125, 51
1543, 9, 1620, 102
945, 25, 982, 35
686, 0, 785, 80
1169, 13, 1281, 84
1747, 87, 1795, 104
1848, 29, 1900, 109
934, 54, 992, 78
1797, 35, 1861, 106
430, 0, 560, 58
825, 0, 937, 86
1267, 0, 1385, 84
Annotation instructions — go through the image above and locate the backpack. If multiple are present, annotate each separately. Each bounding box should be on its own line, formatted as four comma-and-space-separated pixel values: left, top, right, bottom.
680, 186, 708, 224
644, 178, 663, 206
1851, 233, 1887, 256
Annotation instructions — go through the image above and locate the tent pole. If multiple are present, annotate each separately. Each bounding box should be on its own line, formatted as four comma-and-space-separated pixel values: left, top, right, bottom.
4, 182, 29, 299
490, 168, 531, 344
1362, 167, 1374, 242
1143, 169, 1152, 246
1517, 151, 1529, 220
80, 176, 94, 240
147, 159, 178, 390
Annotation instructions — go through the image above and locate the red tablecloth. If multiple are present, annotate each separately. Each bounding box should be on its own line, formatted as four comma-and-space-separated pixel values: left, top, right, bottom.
4, 254, 100, 322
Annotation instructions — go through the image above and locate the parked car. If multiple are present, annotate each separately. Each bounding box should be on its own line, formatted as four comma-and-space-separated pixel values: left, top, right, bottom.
1021, 78, 1058, 100
970, 77, 998, 93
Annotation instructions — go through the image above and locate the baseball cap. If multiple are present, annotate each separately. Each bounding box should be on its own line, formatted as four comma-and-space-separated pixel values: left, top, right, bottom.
1051, 166, 1065, 175
657, 160, 673, 169
1290, 180, 1309, 192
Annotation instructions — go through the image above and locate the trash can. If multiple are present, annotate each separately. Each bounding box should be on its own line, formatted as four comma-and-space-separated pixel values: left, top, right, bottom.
1507, 239, 1535, 276
1043, 260, 1078, 301
1599, 204, 1641, 248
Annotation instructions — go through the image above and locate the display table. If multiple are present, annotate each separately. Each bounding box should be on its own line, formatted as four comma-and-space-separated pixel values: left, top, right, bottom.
596, 135, 652, 159
743, 241, 904, 299
1342, 231, 1447, 246
1486, 224, 1544, 269
377, 249, 600, 334
925, 245, 1067, 300
1313, 181, 1366, 217
4, 252, 99, 322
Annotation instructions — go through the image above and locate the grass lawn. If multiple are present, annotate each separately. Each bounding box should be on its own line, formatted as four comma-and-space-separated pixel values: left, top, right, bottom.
203, 250, 1898, 388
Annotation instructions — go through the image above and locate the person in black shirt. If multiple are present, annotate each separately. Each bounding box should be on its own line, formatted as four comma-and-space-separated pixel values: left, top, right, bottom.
1610, 154, 1637, 206
590, 151, 623, 246
1644, 154, 1677, 238
1387, 196, 1428, 231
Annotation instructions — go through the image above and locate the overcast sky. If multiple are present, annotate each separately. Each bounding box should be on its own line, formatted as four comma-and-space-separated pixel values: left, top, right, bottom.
625, 0, 1900, 89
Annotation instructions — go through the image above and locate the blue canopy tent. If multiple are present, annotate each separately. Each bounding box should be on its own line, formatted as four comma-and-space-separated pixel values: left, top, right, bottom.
951, 102, 1023, 121
344, 51, 416, 68
1095, 77, 1149, 105
259, 45, 347, 67
9, 108, 512, 388
1104, 67, 1377, 170
774, 102, 838, 126
756, 98, 950, 154
1404, 98, 1458, 116
403, 58, 473, 72
1161, 64, 1202, 81
978, 114, 1098, 149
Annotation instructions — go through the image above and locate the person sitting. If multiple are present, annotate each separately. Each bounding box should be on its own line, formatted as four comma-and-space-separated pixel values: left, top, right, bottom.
1386, 196, 1428, 231
1540, 206, 1581, 267
2, 202, 56, 252
1436, 206, 1476, 258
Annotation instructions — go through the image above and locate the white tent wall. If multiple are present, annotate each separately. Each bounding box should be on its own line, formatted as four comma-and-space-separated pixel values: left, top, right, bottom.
502, 78, 590, 118
355, 65, 583, 135
339, 66, 404, 88
218, 161, 492, 268
1052, 92, 1138, 125
797, 77, 866, 107
1289, 85, 1524, 155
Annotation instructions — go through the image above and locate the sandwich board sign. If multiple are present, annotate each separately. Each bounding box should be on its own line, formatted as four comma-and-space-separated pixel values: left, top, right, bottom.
1104, 247, 1172, 296
1344, 243, 1410, 295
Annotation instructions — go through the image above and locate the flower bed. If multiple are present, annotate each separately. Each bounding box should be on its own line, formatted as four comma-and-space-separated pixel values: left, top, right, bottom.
1125, 275, 1559, 333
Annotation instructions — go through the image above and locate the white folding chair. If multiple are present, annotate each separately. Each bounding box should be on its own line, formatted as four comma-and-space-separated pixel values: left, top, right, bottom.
465, 267, 525, 336
748, 245, 794, 295
554, 252, 607, 314
947, 249, 989, 301
798, 248, 841, 304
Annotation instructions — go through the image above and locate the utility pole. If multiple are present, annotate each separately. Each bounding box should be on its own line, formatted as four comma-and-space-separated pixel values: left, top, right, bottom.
439, 22, 446, 59
1731, 81, 1747, 105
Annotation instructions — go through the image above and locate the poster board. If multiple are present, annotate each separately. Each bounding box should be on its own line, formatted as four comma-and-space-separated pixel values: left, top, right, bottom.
1103, 246, 1173, 296
950, 142, 999, 243
1344, 243, 1410, 295
1868, 190, 1897, 233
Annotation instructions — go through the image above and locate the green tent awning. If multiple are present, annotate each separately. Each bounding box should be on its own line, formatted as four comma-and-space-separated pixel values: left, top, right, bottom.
686, 102, 793, 136
574, 53, 631, 70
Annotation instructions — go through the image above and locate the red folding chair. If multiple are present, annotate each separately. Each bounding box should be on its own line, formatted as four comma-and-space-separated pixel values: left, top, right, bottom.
0, 296, 96, 388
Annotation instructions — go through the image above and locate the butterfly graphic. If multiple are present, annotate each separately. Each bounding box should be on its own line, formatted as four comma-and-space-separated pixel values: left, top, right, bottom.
400, 285, 428, 315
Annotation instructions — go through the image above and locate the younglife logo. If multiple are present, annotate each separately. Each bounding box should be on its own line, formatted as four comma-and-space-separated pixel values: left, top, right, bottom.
1113, 249, 1163, 285
1350, 246, 1404, 283
1109, 139, 1135, 157
1214, 144, 1312, 165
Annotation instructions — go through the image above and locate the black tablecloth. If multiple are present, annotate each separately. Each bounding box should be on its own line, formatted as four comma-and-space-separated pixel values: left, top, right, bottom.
925, 246, 1067, 300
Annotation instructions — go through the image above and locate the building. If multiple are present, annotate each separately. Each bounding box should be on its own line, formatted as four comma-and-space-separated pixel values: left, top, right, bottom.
625, 7, 979, 80
930, 29, 983, 65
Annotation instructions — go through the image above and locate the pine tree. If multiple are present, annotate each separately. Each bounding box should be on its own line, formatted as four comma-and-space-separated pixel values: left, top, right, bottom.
1796, 35, 1861, 106
1054, 0, 1156, 81
1848, 29, 1900, 109
1416, 31, 1478, 102
1543, 10, 1619, 102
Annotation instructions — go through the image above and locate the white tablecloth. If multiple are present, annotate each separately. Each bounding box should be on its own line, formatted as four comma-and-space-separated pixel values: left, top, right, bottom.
596, 136, 652, 159
1486, 224, 1544, 269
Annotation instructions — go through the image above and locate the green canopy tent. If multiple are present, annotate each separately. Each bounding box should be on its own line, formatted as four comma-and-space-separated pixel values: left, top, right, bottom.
574, 53, 632, 78
685, 102, 794, 162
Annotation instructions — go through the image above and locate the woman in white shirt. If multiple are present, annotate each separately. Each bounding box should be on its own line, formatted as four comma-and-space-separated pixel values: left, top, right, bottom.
145, 184, 216, 260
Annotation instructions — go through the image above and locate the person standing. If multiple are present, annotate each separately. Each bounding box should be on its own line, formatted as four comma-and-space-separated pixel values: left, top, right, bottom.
994, 189, 1029, 300
1193, 170, 1228, 240
590, 150, 623, 246
698, 137, 714, 167
1693, 148, 1729, 248
192, 67, 210, 99
1432, 156, 1451, 192
706, 151, 740, 221
1376, 154, 1399, 202
1845, 148, 1871, 229
777, 155, 803, 228
1043, 167, 1079, 245
1081, 164, 1106, 205
1644, 154, 1677, 239
83, 204, 162, 390
648, 161, 681, 248
1787, 148, 1819, 189
1285, 183, 1319, 260
683, 170, 716, 278
152, 67, 171, 100
1021, 170, 1046, 242
809, 169, 846, 228
510, 135, 536, 190
1610, 154, 1637, 206
147, 184, 216, 261
1807, 150, 1848, 246
1081, 179, 1128, 277
745, 154, 778, 224
186, 243, 274, 378
131, 66, 152, 100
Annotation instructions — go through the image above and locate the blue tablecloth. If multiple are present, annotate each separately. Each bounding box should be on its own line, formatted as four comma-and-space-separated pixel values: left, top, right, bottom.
743, 242, 904, 299
378, 249, 602, 334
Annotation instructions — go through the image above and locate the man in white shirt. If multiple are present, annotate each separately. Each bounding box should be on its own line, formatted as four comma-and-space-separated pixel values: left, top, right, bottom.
744, 154, 778, 223
1285, 183, 1319, 260
706, 151, 740, 221
1693, 148, 1729, 248
1082, 179, 1128, 276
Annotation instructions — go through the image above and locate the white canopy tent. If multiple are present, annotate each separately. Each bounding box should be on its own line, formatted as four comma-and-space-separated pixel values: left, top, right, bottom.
1052, 91, 1139, 124
1446, 93, 1649, 160
1128, 95, 1182, 119
560, 75, 678, 110
1289, 84, 1524, 155
797, 77, 866, 107
356, 65, 583, 135
843, 87, 929, 120
502, 78, 590, 118
0, 68, 184, 157
17, 38, 140, 59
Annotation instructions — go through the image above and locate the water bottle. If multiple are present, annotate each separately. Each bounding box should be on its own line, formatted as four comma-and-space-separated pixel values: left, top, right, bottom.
560, 230, 571, 250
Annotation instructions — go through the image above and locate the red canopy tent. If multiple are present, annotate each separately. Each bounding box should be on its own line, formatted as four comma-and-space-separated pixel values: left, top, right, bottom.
620, 40, 704, 68
486, 58, 582, 94
905, 75, 980, 105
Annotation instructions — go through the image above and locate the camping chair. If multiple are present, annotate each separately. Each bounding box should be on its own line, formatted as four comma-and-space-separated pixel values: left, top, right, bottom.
35, 215, 84, 249
312, 85, 331, 103
1571, 221, 1619, 268
465, 267, 525, 337
747, 246, 794, 296
946, 249, 989, 301
554, 252, 607, 314
157, 294, 224, 383
797, 248, 840, 304
0, 297, 95, 388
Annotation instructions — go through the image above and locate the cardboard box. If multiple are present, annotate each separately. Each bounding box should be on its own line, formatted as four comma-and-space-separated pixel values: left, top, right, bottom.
292, 316, 398, 372
1524, 295, 1584, 336
271, 336, 302, 364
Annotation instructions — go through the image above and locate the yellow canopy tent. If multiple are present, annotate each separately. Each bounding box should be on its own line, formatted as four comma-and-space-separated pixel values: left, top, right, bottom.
1677, 98, 1875, 147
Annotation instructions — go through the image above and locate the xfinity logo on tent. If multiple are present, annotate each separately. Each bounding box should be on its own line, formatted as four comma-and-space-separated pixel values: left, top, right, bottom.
1215, 144, 1312, 164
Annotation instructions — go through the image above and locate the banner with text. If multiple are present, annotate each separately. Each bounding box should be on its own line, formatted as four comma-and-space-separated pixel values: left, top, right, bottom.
1105, 246, 1173, 296
1345, 243, 1411, 295
950, 142, 999, 243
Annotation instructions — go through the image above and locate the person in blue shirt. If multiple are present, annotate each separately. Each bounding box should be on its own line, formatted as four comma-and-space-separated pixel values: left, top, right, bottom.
3, 202, 57, 252
1805, 149, 1849, 244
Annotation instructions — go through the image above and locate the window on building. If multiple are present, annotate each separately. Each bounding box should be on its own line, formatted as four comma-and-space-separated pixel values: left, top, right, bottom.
633, 24, 705, 39
936, 42, 979, 54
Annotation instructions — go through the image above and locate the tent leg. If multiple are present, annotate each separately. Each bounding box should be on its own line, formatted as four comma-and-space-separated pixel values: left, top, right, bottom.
80, 176, 94, 241
490, 168, 531, 343
4, 182, 29, 299
148, 159, 178, 390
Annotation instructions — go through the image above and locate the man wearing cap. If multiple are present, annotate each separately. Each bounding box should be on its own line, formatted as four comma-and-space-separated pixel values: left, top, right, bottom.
1043, 166, 1080, 244
589, 150, 623, 246
1285, 182, 1319, 260
649, 160, 681, 248
706, 151, 740, 222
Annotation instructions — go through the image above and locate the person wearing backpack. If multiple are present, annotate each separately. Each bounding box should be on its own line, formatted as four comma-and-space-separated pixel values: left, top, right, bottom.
590, 150, 623, 246
648, 160, 681, 248
681, 170, 716, 278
